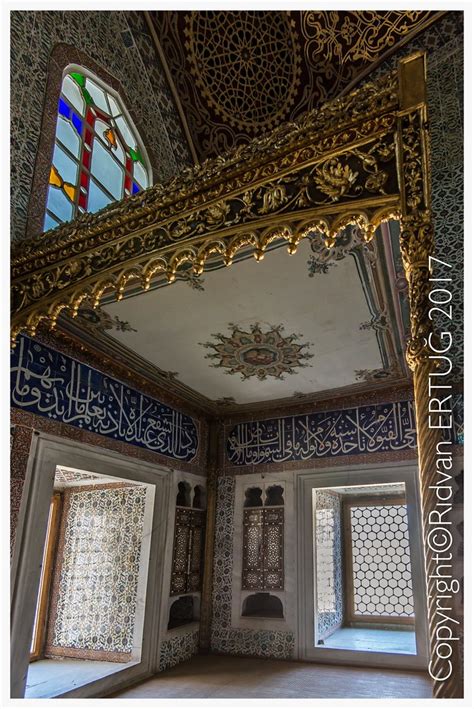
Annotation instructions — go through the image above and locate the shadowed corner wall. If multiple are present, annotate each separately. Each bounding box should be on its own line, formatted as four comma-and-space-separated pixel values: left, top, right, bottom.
10, 10, 192, 243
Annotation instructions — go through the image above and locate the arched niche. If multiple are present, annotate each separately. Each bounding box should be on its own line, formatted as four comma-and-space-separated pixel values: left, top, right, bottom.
242, 592, 284, 619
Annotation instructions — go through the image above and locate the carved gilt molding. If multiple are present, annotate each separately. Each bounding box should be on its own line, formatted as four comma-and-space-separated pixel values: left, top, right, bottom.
11, 70, 401, 345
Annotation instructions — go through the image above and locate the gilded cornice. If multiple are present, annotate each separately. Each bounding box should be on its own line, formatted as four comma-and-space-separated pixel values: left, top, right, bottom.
11, 69, 401, 344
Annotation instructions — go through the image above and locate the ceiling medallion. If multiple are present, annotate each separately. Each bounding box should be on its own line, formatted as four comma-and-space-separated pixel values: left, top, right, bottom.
200, 323, 313, 381
184, 11, 302, 133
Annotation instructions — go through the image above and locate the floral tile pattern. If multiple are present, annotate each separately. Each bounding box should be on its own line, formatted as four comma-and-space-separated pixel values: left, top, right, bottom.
211, 476, 295, 659
47, 485, 146, 659
159, 630, 199, 671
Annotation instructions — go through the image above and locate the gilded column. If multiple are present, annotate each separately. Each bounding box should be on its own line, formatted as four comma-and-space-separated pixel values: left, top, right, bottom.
398, 55, 463, 698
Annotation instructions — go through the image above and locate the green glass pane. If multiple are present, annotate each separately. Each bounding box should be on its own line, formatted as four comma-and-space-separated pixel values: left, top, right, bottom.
129, 146, 145, 165
56, 115, 81, 158
69, 72, 85, 87
90, 138, 124, 200
62, 75, 85, 116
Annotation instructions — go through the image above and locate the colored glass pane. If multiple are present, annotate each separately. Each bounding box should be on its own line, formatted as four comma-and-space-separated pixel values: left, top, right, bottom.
90, 138, 124, 200
71, 113, 83, 135
88, 178, 114, 213
44, 66, 150, 231
58, 98, 71, 119
95, 119, 112, 143
52, 144, 79, 186
69, 72, 86, 88
62, 75, 85, 116
56, 115, 81, 158
129, 146, 144, 164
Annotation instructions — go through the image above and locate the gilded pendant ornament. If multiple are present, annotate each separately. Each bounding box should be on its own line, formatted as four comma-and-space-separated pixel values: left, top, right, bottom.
200, 323, 313, 381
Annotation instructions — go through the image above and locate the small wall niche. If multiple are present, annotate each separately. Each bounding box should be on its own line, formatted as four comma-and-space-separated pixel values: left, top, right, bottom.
244, 487, 263, 507
242, 593, 284, 619
176, 481, 191, 507
168, 595, 198, 630
265, 485, 284, 506
192, 484, 206, 509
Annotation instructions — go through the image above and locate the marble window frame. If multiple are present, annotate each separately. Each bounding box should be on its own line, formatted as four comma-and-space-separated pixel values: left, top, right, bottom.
10, 433, 170, 699
296, 461, 429, 670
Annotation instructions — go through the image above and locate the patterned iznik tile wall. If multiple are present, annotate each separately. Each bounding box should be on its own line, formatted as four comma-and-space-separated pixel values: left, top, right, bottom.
10, 10, 192, 242
211, 476, 295, 659
159, 630, 199, 671
46, 485, 146, 660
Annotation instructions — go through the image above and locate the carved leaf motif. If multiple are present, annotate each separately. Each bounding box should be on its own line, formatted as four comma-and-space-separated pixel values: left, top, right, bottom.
259, 185, 288, 214
205, 200, 230, 225
365, 170, 388, 193
315, 160, 359, 201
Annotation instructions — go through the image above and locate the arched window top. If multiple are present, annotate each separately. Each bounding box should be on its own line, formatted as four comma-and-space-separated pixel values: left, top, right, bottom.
44, 65, 151, 232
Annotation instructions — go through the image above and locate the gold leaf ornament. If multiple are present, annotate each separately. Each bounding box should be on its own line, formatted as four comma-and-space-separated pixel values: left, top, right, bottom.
205, 200, 230, 225
315, 160, 359, 201
259, 184, 288, 214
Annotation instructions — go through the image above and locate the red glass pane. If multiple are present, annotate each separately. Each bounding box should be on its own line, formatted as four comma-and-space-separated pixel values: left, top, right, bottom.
78, 191, 87, 209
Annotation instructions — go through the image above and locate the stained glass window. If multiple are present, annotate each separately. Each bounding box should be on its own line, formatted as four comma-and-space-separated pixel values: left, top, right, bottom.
44, 67, 150, 231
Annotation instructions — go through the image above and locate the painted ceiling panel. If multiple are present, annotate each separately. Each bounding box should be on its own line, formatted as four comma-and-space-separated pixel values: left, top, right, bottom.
101, 240, 389, 405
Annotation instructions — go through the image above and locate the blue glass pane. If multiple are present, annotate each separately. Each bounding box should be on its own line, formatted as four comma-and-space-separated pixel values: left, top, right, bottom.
132, 182, 140, 194
52, 143, 79, 186
71, 112, 83, 136
43, 212, 61, 232
56, 116, 80, 158
45, 185, 74, 223
88, 179, 114, 213
90, 138, 124, 200
58, 97, 71, 119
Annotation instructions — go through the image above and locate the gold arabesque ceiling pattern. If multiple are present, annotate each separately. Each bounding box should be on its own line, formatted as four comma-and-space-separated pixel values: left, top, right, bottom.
152, 10, 438, 160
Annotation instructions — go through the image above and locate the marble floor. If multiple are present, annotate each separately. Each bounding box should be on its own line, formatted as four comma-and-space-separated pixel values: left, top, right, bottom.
111, 654, 432, 699
323, 627, 417, 654
26, 657, 136, 698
